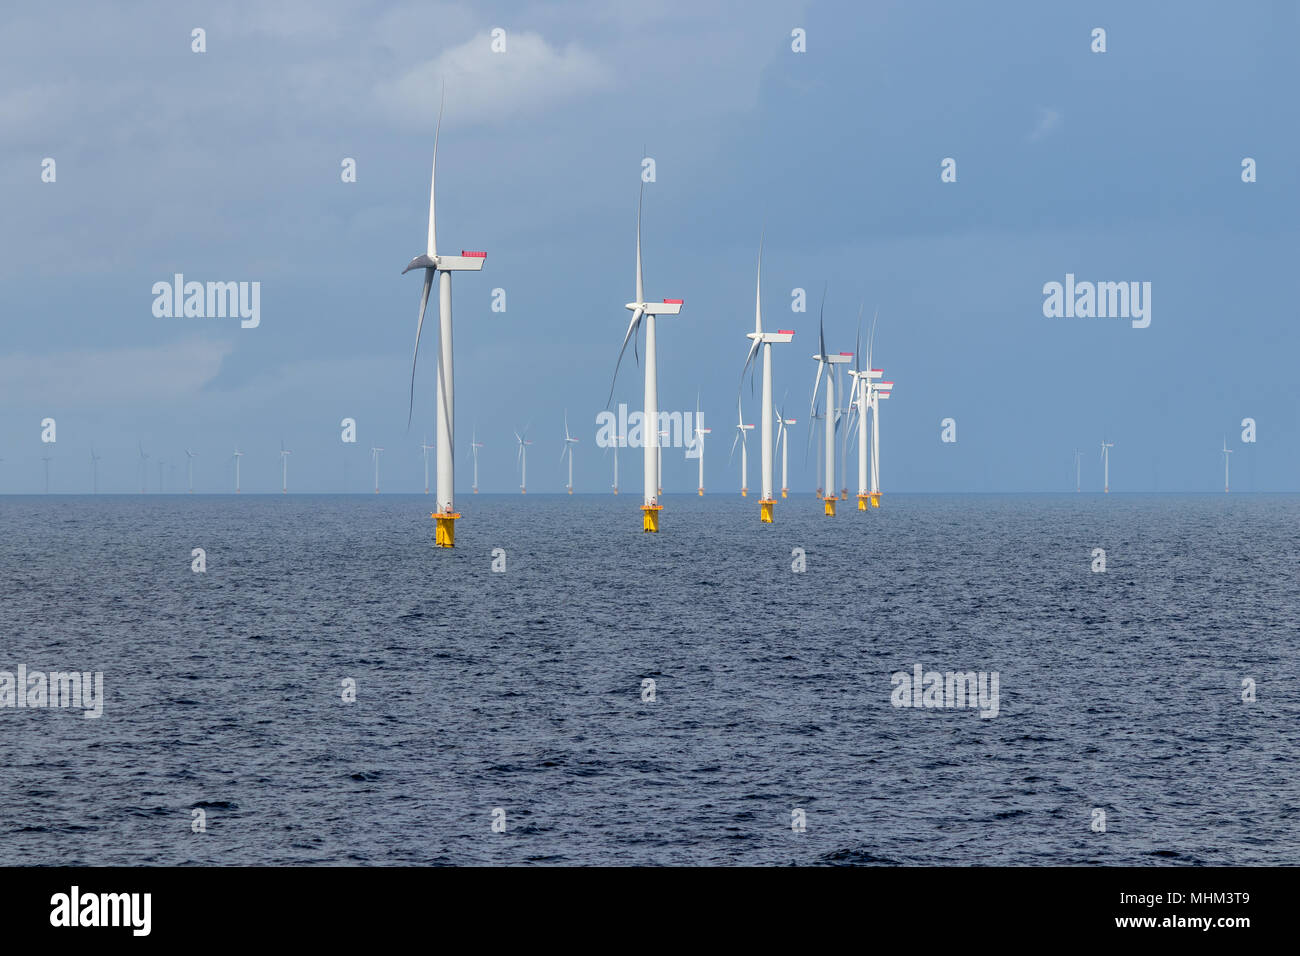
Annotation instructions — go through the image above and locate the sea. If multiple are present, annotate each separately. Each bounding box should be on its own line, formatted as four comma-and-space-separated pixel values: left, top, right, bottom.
1, 493, 1297, 865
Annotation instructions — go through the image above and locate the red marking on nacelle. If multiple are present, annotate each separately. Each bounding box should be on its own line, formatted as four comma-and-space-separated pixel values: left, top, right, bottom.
839, 352, 854, 357
663, 298, 684, 304
778, 329, 795, 335
461, 250, 487, 257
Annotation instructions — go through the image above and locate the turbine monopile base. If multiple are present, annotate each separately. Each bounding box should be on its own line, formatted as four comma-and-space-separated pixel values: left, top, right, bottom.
641, 504, 662, 533
870, 493, 881, 508
760, 499, 775, 523
432, 511, 460, 548
858, 494, 870, 511
824, 498, 836, 517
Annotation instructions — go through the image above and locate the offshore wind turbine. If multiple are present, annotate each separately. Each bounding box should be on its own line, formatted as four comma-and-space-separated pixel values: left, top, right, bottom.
610, 429, 623, 495
420, 436, 434, 494
184, 448, 197, 493
280, 441, 290, 494
729, 422, 754, 496
1222, 436, 1232, 493
137, 443, 149, 494
470, 428, 484, 494
515, 428, 532, 493
90, 447, 101, 494
775, 402, 796, 498
403, 91, 487, 548
847, 307, 879, 510
737, 235, 795, 523
233, 448, 243, 494
691, 395, 710, 495
371, 446, 384, 493
1073, 449, 1081, 493
809, 292, 852, 516
1100, 439, 1114, 493
561, 412, 579, 494
606, 182, 684, 533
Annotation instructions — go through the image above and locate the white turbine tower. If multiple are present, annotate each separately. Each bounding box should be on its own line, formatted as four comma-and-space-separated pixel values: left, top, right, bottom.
470, 428, 484, 494
847, 306, 881, 511
280, 441, 291, 494
774, 402, 796, 498
870, 374, 893, 507
1073, 449, 1082, 493
606, 182, 684, 533
371, 446, 384, 494
729, 422, 754, 496
515, 428, 532, 494
90, 447, 101, 494
610, 429, 623, 495
561, 412, 579, 494
809, 291, 852, 516
403, 91, 487, 548
737, 236, 794, 523
690, 395, 711, 495
138, 443, 149, 494
233, 448, 243, 494
1100, 439, 1114, 493
184, 448, 197, 494
1222, 436, 1232, 493
420, 436, 434, 494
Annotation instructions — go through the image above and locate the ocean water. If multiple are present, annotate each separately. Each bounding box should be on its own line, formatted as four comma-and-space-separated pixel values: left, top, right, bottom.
1, 493, 1297, 866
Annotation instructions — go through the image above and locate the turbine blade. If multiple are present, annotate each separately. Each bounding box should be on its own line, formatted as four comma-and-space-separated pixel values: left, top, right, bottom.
635, 180, 644, 304
427, 87, 443, 257
607, 307, 644, 406
755, 231, 764, 335
407, 268, 434, 430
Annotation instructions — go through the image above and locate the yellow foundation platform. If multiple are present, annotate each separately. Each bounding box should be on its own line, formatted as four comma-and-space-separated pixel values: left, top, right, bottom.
432, 512, 460, 548
858, 494, 869, 510
698, 488, 704, 496
824, 498, 836, 517
741, 488, 748, 497
760, 499, 775, 523
781, 488, 788, 498
641, 504, 662, 532
870, 493, 880, 508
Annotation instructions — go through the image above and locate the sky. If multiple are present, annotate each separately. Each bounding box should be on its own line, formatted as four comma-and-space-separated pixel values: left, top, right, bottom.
1, 0, 1297, 494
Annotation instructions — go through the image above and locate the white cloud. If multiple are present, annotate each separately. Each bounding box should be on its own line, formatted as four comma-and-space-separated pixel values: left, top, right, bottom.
376, 30, 611, 127
1029, 107, 1062, 142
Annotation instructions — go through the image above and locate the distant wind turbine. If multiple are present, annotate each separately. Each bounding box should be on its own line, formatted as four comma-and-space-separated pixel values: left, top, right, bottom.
729, 421, 754, 496
1100, 439, 1114, 493
1073, 449, 1082, 493
185, 448, 197, 493
280, 441, 291, 494
606, 180, 684, 533
403, 89, 487, 548
233, 448, 243, 494
420, 436, 434, 494
775, 401, 796, 498
809, 289, 852, 516
691, 394, 710, 496
90, 447, 101, 494
1222, 436, 1232, 493
138, 443, 149, 494
515, 428, 532, 494
470, 428, 484, 494
371, 446, 384, 493
737, 234, 795, 523
561, 412, 579, 494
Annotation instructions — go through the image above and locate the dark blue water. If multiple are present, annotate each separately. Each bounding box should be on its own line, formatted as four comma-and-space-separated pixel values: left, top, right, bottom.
1, 493, 1297, 865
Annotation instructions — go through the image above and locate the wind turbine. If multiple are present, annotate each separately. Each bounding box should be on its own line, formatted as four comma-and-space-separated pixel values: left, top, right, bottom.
690, 395, 710, 495
420, 436, 434, 494
606, 181, 684, 533
371, 446, 384, 493
1222, 436, 1232, 493
610, 428, 623, 495
90, 447, 101, 494
280, 441, 291, 494
774, 401, 796, 498
403, 90, 487, 548
737, 235, 795, 522
137, 443, 149, 494
847, 306, 880, 511
515, 428, 532, 494
41, 455, 52, 494
233, 448, 243, 494
1073, 449, 1081, 493
729, 422, 754, 496
184, 448, 197, 493
560, 412, 580, 494
809, 290, 852, 516
470, 428, 484, 494
1100, 439, 1114, 493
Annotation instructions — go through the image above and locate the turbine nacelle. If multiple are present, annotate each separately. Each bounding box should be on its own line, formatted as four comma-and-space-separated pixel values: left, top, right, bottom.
403, 251, 487, 274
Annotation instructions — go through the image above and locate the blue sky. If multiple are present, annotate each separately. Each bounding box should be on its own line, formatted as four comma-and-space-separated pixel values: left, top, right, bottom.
1, 0, 1296, 493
